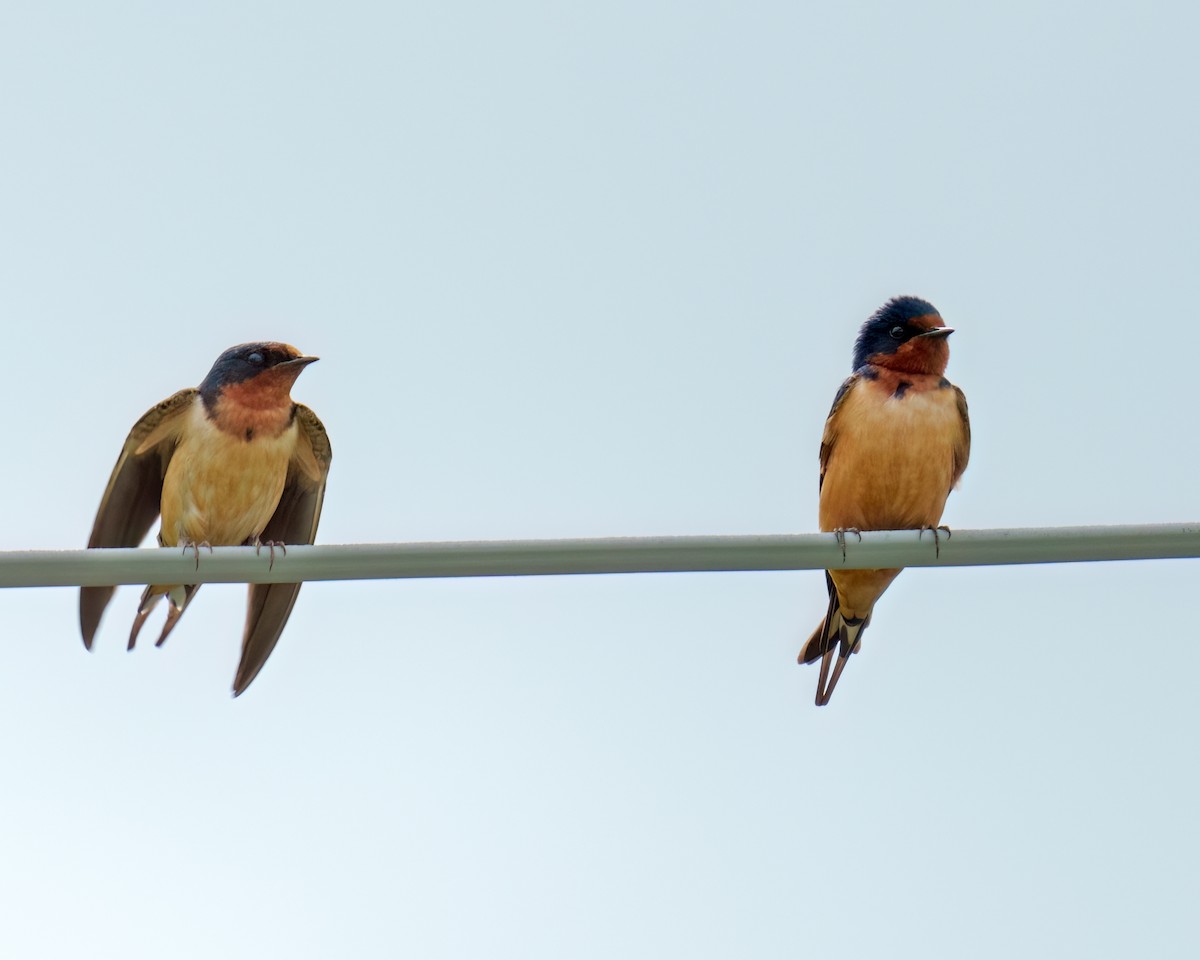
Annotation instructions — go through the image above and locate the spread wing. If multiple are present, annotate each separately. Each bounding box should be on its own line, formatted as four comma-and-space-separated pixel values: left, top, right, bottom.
79, 390, 197, 647
233, 404, 332, 697
950, 385, 970, 489
818, 374, 859, 493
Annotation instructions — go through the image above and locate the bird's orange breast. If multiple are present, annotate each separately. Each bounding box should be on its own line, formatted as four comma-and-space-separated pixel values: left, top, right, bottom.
159, 399, 299, 547
819, 373, 964, 532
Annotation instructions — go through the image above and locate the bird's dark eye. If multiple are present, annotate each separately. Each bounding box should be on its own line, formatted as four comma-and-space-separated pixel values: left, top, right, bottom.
247, 351, 264, 365
889, 326, 905, 340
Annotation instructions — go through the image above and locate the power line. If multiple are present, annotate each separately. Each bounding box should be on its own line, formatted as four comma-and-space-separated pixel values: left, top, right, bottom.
2, 523, 1198, 589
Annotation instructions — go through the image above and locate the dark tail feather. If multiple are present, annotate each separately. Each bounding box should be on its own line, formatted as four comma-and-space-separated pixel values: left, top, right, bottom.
128, 584, 202, 650
153, 584, 201, 647
798, 573, 839, 665
798, 573, 868, 706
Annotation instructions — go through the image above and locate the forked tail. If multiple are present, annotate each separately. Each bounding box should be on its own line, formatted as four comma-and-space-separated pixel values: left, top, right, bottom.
798, 573, 868, 706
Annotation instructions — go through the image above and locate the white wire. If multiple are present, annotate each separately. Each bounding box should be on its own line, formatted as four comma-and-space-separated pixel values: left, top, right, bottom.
2, 523, 1198, 588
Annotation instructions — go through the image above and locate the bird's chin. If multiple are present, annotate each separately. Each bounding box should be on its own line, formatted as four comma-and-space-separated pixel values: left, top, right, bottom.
872, 337, 950, 377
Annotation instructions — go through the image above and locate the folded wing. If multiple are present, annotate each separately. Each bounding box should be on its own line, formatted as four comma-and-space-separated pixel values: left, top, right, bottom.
233, 404, 332, 696
79, 390, 197, 647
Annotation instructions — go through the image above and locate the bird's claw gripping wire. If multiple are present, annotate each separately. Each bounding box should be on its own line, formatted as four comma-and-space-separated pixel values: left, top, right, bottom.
180, 539, 213, 570
254, 539, 288, 572
918, 525, 953, 558
833, 528, 863, 562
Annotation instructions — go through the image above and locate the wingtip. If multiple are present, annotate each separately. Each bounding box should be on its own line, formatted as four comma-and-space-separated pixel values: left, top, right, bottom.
230, 651, 258, 698
79, 586, 114, 651
80, 615, 96, 651
230, 658, 261, 698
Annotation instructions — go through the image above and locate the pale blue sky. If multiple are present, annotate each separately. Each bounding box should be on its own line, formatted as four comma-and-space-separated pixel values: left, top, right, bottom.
1, 2, 1198, 957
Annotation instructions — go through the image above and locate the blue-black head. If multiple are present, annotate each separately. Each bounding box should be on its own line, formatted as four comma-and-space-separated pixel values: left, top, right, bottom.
199, 341, 317, 408
852, 296, 952, 371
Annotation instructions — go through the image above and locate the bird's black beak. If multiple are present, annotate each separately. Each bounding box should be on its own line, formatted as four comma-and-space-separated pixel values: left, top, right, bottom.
281, 355, 319, 369
916, 327, 953, 339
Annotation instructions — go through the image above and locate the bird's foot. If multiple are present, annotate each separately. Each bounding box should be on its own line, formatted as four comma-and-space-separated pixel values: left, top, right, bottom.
253, 538, 288, 572
917, 525, 952, 558
180, 538, 213, 570
833, 528, 862, 562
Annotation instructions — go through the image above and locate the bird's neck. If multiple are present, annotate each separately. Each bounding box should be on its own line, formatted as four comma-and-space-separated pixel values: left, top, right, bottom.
206, 381, 297, 441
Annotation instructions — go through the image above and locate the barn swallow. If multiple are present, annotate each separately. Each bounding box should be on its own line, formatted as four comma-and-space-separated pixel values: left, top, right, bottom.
80, 342, 332, 696
798, 297, 970, 705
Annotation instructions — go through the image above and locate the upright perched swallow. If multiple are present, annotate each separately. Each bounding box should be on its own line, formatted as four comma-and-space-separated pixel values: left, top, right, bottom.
80, 342, 332, 696
798, 297, 970, 705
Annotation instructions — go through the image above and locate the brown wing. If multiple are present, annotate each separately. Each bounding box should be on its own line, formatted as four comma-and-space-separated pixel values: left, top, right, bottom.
232, 405, 332, 697
818, 375, 859, 493
950, 385, 971, 489
79, 389, 197, 647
